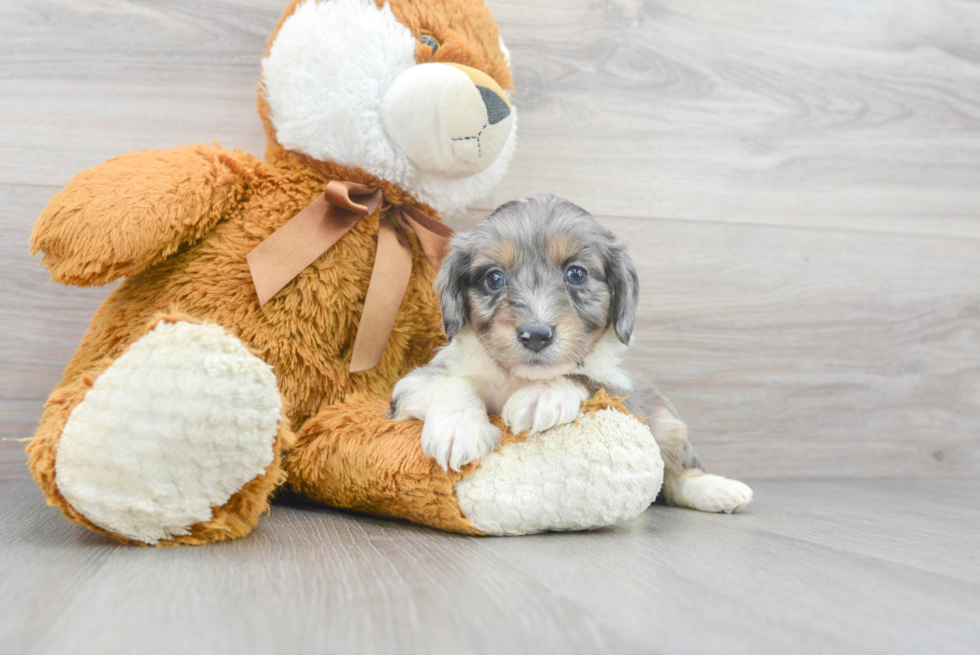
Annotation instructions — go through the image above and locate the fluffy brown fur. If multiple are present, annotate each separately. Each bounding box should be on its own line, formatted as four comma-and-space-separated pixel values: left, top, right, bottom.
34, 149, 446, 425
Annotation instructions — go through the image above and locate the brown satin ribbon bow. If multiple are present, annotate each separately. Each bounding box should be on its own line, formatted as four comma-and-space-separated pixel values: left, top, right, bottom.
246, 180, 453, 372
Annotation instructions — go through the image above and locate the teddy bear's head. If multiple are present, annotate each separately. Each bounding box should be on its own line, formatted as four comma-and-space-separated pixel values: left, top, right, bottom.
260, 0, 516, 216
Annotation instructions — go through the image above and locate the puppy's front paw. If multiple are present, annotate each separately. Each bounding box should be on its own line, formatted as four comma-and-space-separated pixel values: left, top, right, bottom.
422, 409, 501, 472
502, 380, 588, 435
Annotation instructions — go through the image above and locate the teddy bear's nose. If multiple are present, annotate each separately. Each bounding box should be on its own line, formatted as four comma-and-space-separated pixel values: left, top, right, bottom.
477, 86, 510, 125
379, 62, 515, 179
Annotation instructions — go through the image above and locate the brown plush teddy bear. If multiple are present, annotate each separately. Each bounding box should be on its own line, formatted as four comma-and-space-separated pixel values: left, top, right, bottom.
27, 0, 663, 545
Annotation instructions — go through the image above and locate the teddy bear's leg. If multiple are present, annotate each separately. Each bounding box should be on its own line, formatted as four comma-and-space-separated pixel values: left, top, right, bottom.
285, 394, 664, 536
27, 315, 292, 545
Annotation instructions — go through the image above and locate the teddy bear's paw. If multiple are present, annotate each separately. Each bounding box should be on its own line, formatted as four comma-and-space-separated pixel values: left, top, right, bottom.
421, 408, 501, 472
501, 379, 589, 435
455, 408, 664, 535
54, 321, 283, 544
665, 472, 754, 514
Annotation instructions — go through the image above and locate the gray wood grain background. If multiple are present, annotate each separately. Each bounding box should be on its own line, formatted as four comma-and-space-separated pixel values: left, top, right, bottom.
3, 0, 977, 481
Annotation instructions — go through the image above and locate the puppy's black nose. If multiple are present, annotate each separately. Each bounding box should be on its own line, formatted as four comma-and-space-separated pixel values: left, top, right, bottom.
517, 324, 554, 352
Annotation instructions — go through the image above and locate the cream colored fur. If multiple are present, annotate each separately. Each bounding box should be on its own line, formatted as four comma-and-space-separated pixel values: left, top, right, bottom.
501, 378, 589, 435
456, 408, 664, 535
55, 322, 282, 544
393, 328, 597, 470
662, 470, 754, 514
379, 63, 513, 178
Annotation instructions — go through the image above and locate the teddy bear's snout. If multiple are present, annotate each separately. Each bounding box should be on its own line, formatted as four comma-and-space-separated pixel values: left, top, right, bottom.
379, 62, 515, 180
478, 85, 511, 126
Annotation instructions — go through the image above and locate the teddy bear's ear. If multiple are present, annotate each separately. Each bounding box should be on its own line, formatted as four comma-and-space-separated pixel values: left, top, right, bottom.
435, 235, 472, 340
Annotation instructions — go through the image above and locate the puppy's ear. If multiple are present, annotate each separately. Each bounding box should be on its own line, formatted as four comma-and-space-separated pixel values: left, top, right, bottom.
605, 239, 640, 345
435, 235, 471, 340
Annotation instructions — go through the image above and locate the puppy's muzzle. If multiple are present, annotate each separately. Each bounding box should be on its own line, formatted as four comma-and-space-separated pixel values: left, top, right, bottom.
517, 323, 554, 353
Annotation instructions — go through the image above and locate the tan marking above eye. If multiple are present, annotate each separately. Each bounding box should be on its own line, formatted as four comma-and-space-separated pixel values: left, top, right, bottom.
547, 233, 580, 267
483, 239, 518, 270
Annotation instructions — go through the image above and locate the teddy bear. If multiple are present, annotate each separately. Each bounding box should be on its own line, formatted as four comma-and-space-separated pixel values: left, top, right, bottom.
26, 0, 664, 545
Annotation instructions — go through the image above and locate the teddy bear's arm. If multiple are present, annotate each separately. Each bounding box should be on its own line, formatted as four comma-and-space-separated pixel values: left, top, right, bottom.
30, 145, 260, 287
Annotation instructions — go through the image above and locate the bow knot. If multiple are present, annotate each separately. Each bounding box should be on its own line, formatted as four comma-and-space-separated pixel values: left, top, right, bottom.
246, 180, 453, 372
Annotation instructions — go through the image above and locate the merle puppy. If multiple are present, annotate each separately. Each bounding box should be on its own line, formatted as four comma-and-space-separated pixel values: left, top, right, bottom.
390, 195, 752, 512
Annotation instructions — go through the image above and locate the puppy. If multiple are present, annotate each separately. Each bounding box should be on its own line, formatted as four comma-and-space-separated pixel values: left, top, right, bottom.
390, 195, 753, 513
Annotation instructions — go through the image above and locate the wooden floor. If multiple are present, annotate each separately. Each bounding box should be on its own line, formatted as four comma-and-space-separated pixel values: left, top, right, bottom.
1, 476, 978, 655
1, 0, 979, 653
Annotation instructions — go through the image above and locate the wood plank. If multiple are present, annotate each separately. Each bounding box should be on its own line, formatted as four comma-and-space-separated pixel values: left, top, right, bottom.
737, 478, 980, 583
0, 0, 279, 187
2, 0, 979, 236
465, 481, 980, 655
2, 478, 978, 655
602, 214, 980, 480
476, 0, 980, 236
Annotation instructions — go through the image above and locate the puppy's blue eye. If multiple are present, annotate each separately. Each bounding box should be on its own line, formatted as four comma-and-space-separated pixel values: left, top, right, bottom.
565, 266, 587, 286
486, 270, 507, 291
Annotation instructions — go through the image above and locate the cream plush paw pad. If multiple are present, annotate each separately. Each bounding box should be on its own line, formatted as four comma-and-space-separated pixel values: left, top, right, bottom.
55, 321, 282, 544
455, 409, 663, 535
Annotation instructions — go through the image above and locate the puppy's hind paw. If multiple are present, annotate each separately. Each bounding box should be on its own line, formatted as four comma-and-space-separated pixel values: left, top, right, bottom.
666, 472, 754, 514
422, 409, 501, 472
502, 379, 588, 435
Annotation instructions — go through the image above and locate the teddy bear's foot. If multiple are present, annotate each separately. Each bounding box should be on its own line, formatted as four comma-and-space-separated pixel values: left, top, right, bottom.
455, 407, 664, 535
288, 394, 663, 537
51, 320, 286, 545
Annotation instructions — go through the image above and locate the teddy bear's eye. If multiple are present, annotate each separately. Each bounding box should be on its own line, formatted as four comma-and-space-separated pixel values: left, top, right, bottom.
418, 35, 440, 55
